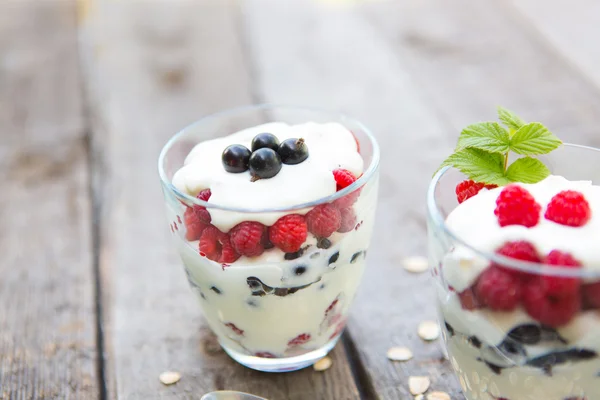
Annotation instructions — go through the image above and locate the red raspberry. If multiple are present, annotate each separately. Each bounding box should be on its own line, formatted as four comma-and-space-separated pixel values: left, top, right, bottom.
288, 333, 311, 347
456, 180, 486, 203
458, 287, 482, 310
544, 190, 592, 227
306, 203, 342, 238
522, 283, 580, 327
268, 214, 308, 253
230, 221, 266, 257
494, 185, 541, 228
199, 226, 240, 263
224, 322, 244, 336
333, 168, 357, 190
193, 189, 212, 223
495, 241, 541, 277
337, 206, 357, 233
333, 169, 360, 208
474, 266, 522, 311
183, 207, 208, 241
254, 352, 276, 358
329, 320, 347, 340
582, 282, 600, 309
540, 250, 582, 298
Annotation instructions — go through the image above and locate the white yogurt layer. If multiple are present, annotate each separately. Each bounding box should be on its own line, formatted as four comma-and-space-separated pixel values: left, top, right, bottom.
168, 177, 378, 357
173, 122, 364, 232
444, 175, 600, 292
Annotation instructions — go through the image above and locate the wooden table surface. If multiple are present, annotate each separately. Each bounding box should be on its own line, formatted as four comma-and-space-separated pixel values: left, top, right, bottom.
2, 0, 600, 399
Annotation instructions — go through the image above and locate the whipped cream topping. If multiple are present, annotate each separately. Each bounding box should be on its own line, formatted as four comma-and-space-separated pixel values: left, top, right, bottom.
172, 122, 364, 231
444, 175, 600, 291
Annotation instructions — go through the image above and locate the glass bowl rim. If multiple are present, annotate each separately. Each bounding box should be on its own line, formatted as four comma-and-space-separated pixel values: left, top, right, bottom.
427, 143, 600, 278
158, 104, 380, 213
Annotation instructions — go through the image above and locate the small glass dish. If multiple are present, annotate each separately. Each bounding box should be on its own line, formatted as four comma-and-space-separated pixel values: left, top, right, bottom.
427, 144, 600, 400
158, 105, 380, 372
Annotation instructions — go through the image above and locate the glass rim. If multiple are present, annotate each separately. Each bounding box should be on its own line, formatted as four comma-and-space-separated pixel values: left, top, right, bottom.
427, 143, 600, 278
158, 104, 380, 213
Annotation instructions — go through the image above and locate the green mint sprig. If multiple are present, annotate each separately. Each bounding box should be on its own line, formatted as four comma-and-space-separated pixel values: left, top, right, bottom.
437, 107, 562, 185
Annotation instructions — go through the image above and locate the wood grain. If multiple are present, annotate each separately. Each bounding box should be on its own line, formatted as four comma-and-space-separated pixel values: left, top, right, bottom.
79, 1, 360, 398
0, 1, 98, 399
508, 0, 600, 91
361, 0, 600, 148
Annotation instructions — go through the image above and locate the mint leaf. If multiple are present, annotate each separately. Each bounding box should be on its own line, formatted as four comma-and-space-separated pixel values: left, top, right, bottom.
506, 157, 550, 183
456, 122, 510, 153
440, 148, 511, 185
497, 106, 525, 131
510, 122, 562, 155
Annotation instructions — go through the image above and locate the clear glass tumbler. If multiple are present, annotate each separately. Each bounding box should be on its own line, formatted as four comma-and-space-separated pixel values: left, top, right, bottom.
428, 144, 600, 400
158, 105, 379, 372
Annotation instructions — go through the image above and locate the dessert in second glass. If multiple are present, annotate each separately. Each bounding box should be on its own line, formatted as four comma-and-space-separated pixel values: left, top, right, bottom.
159, 109, 379, 372
429, 107, 600, 400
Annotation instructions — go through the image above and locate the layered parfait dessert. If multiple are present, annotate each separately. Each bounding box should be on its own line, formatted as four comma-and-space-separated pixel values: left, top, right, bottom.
160, 113, 378, 371
429, 108, 600, 400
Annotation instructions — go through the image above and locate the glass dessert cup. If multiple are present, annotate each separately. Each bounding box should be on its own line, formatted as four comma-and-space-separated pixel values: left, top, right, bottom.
158, 105, 380, 372
427, 144, 600, 400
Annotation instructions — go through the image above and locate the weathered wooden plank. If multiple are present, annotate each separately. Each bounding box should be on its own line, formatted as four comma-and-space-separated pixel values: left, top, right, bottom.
78, 1, 360, 399
507, 0, 600, 91
242, 1, 457, 398
0, 1, 98, 399
361, 0, 600, 147
245, 0, 600, 398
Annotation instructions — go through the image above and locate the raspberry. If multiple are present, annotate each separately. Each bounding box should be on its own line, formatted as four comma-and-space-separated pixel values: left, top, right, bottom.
458, 287, 482, 310
288, 333, 311, 347
540, 250, 582, 298
306, 203, 342, 238
474, 266, 522, 311
456, 180, 486, 203
337, 206, 357, 233
582, 282, 600, 309
193, 189, 212, 223
333, 169, 357, 190
183, 207, 208, 241
494, 185, 541, 228
522, 283, 580, 327
495, 241, 541, 277
230, 221, 266, 257
333, 169, 360, 208
199, 226, 240, 263
224, 322, 244, 336
544, 190, 592, 227
329, 320, 346, 340
254, 352, 276, 358
268, 214, 308, 253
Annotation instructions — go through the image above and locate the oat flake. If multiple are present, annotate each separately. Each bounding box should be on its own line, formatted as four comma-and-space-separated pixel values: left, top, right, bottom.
387, 346, 413, 361
402, 256, 429, 273
159, 371, 181, 385
418, 321, 440, 341
313, 356, 332, 371
409, 376, 431, 395
427, 391, 451, 400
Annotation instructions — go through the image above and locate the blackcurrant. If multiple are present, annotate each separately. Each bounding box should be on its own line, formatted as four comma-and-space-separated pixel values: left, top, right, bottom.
278, 138, 309, 165
249, 148, 282, 179
251, 133, 280, 152
222, 144, 251, 173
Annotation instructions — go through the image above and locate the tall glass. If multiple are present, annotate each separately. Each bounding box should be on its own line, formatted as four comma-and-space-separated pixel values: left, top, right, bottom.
158, 105, 379, 372
428, 144, 600, 400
